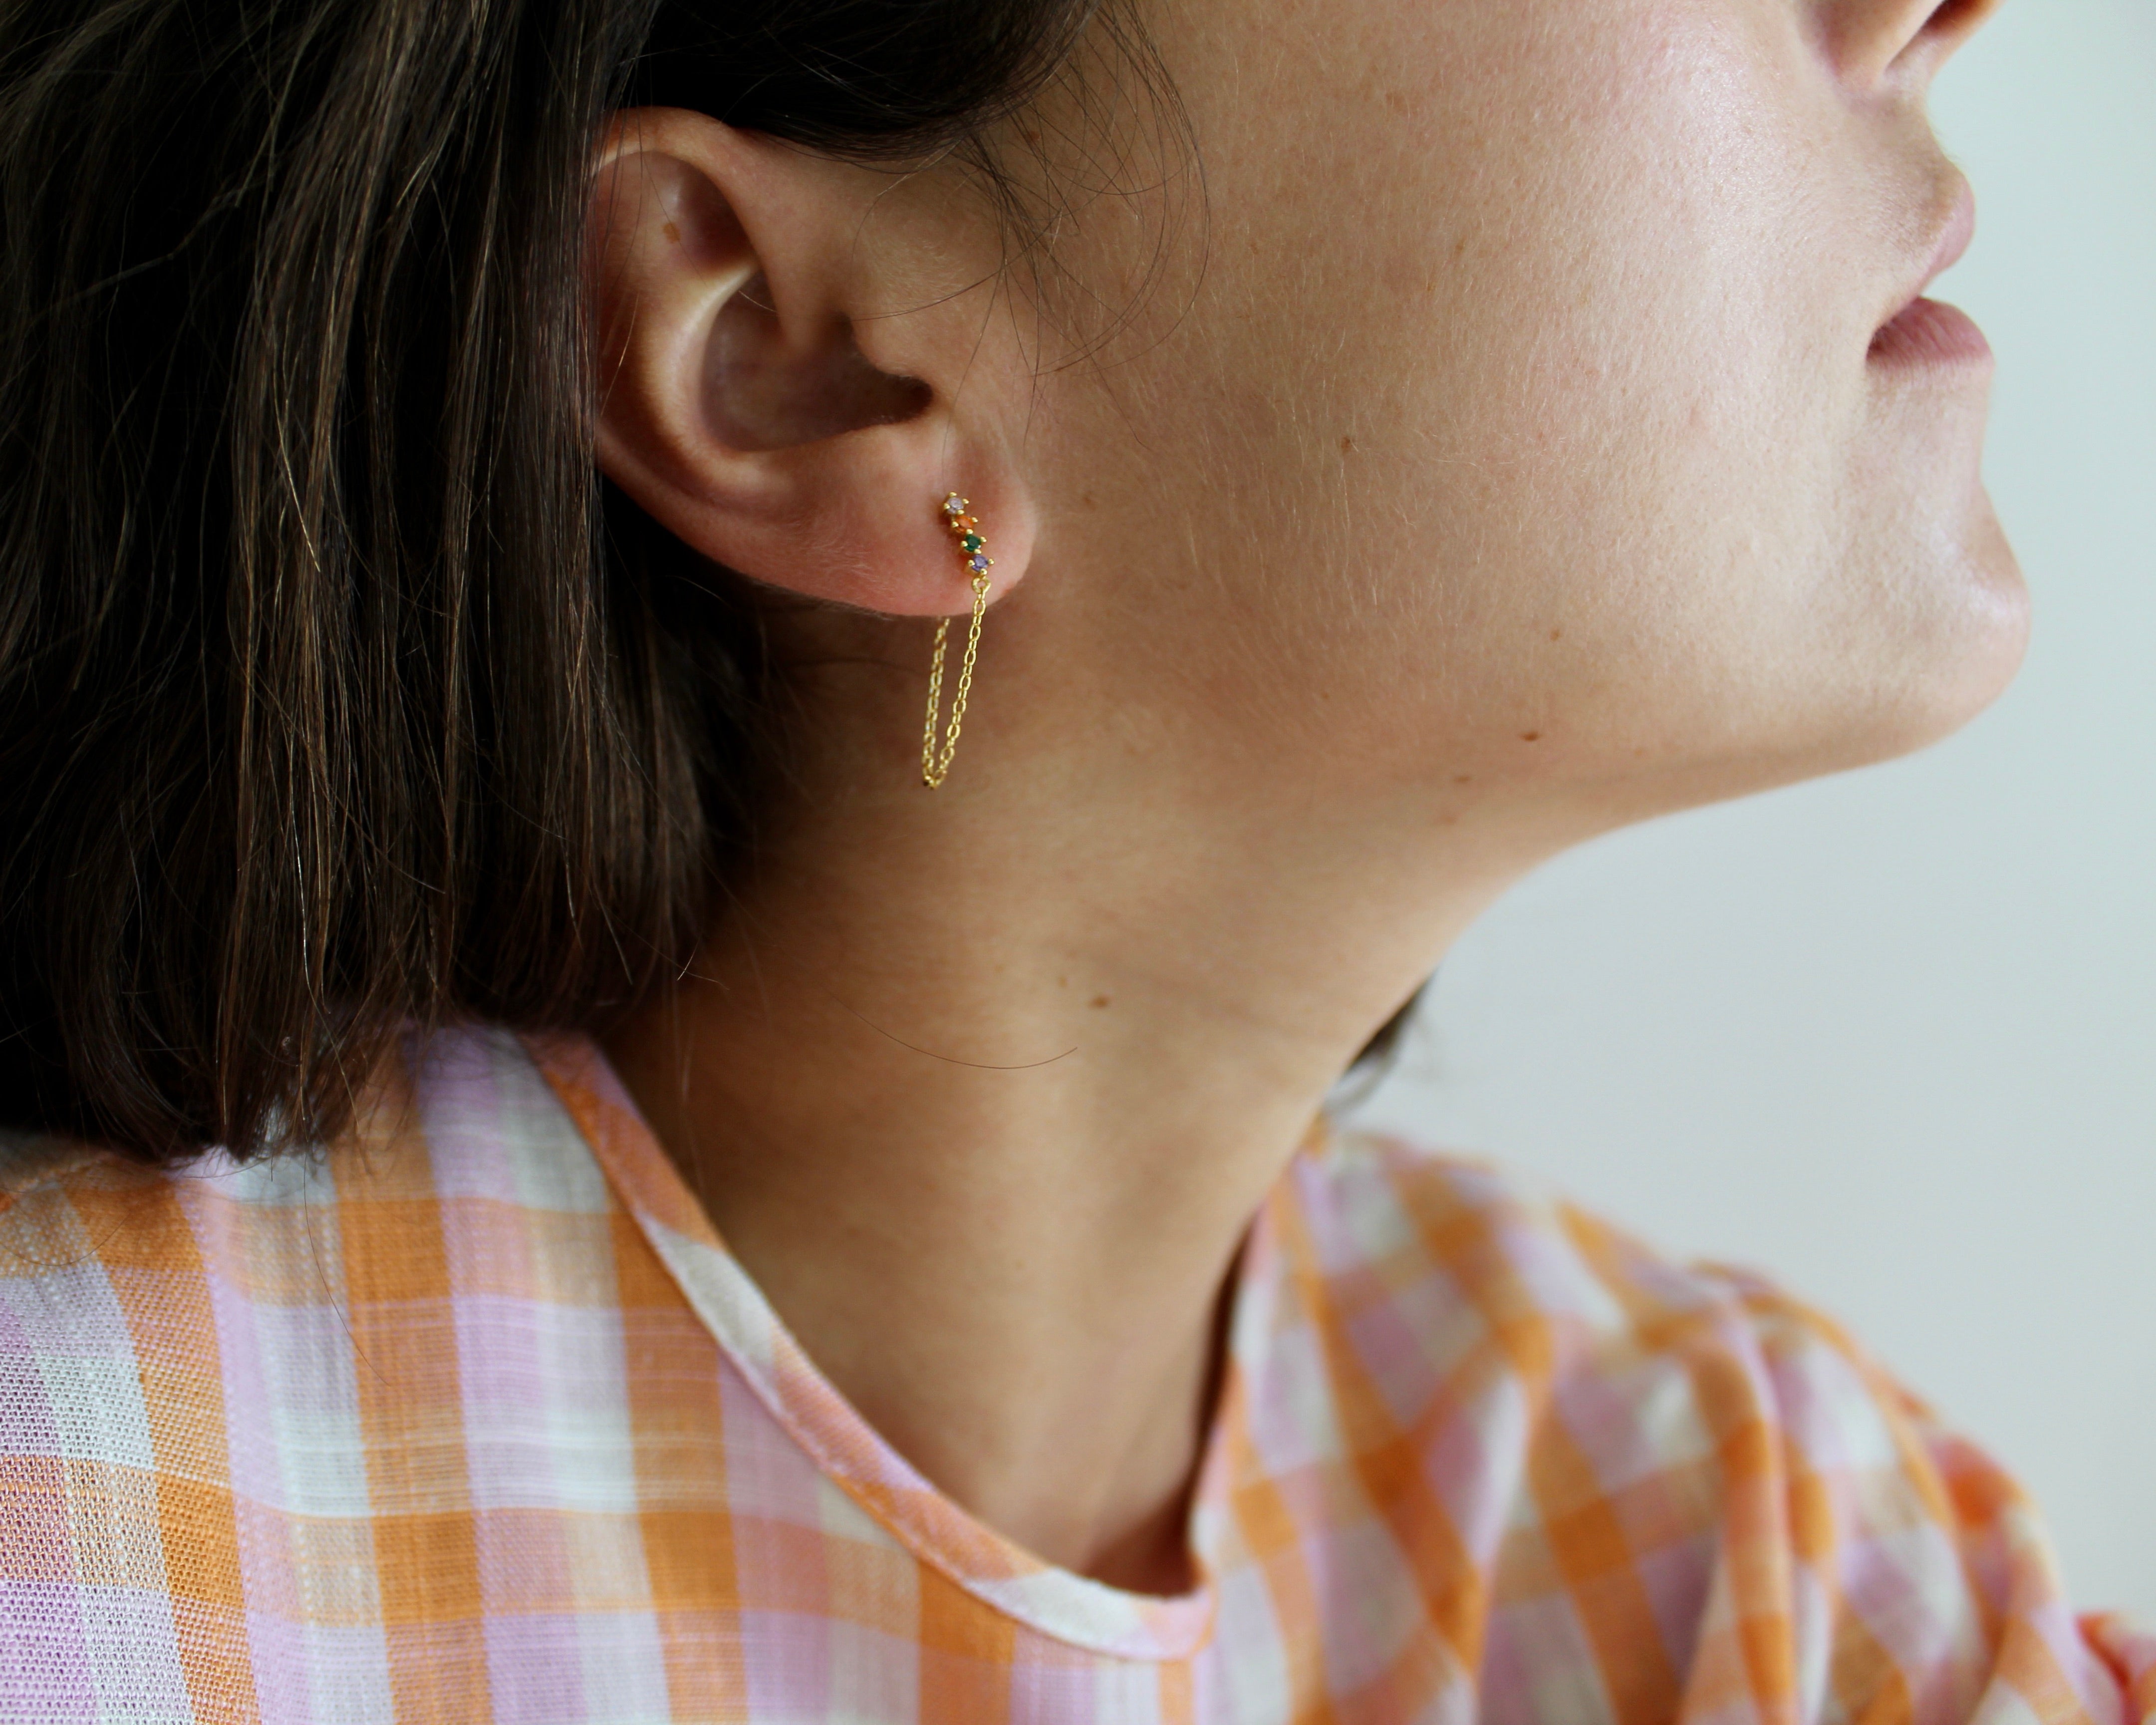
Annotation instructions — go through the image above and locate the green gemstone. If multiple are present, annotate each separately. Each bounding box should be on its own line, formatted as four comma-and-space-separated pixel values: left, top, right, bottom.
961, 532, 985, 553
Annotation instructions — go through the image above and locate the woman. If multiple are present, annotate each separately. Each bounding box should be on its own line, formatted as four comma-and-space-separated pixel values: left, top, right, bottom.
0, 0, 2145, 1718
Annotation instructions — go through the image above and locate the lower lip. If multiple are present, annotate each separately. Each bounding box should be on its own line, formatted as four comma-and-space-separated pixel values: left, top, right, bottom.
1868, 297, 1992, 369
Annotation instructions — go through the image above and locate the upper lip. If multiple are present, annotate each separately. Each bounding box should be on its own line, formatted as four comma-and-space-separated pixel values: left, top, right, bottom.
1882, 178, 1976, 326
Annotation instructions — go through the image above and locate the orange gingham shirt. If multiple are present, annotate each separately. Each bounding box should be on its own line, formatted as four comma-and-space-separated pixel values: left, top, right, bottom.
0, 1024, 2149, 1724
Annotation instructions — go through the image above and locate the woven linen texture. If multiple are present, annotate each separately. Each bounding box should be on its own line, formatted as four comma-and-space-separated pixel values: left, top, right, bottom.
1, 1024, 2148, 1724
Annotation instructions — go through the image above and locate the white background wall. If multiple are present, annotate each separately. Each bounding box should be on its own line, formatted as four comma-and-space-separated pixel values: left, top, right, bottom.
1350, 0, 2156, 1625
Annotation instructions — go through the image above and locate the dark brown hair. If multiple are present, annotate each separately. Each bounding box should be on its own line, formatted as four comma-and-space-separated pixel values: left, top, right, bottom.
0, 0, 1119, 1165
0, 0, 1409, 1170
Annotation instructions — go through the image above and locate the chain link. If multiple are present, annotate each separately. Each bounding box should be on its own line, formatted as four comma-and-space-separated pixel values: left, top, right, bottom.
921, 496, 993, 788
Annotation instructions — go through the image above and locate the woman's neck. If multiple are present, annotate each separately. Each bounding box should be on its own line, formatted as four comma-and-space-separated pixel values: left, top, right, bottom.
604, 899, 1306, 1588
601, 615, 1560, 1589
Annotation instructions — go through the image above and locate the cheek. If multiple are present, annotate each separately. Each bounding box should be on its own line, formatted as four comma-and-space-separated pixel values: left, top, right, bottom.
1156, 0, 2007, 779
1351, 7, 1854, 588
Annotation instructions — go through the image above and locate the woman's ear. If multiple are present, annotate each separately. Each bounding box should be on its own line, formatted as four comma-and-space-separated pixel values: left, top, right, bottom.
587, 108, 1034, 615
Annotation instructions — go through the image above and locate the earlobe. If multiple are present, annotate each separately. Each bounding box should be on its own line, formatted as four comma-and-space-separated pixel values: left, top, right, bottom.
586, 108, 1034, 619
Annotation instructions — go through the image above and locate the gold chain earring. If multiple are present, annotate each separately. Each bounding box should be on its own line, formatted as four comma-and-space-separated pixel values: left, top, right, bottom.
920, 492, 993, 788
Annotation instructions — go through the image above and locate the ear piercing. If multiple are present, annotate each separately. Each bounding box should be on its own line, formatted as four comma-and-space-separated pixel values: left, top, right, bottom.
920, 493, 993, 788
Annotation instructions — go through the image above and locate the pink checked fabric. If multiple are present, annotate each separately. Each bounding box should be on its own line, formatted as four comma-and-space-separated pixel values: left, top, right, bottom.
0, 1023, 2149, 1723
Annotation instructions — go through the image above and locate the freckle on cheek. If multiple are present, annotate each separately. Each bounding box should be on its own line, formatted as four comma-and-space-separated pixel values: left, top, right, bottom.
662, 221, 681, 244
1520, 732, 1542, 742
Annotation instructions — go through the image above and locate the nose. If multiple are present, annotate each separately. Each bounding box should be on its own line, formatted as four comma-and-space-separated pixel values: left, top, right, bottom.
1821, 0, 2006, 91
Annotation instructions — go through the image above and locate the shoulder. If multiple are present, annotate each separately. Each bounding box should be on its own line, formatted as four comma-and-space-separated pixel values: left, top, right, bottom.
1270, 1127, 2146, 1725
0, 1134, 213, 1324
0, 1024, 626, 1598
0, 1022, 609, 1413
0, 1119, 330, 1468
1287, 1124, 1892, 1387
1278, 1125, 1962, 1515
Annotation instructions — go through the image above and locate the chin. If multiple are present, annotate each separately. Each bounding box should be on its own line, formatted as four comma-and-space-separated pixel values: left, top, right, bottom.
1811, 363, 2032, 764
1584, 498, 2029, 821
1834, 493, 2029, 770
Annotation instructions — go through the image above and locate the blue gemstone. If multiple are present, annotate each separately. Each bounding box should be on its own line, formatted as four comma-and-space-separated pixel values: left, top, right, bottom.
969, 553, 990, 571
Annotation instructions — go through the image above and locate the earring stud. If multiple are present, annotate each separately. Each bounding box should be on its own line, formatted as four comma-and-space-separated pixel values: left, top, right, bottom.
920, 492, 993, 789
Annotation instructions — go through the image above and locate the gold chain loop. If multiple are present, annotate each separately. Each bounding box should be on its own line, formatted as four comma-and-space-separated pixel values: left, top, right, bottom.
921, 494, 993, 788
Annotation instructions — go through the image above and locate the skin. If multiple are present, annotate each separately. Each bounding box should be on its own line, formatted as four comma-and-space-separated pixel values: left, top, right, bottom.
592, 0, 2020, 1592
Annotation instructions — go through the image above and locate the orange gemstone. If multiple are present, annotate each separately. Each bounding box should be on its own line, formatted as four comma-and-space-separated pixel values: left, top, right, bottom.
953, 515, 978, 530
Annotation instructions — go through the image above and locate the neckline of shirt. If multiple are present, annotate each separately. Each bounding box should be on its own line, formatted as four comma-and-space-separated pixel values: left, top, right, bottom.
524, 1028, 1296, 1663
